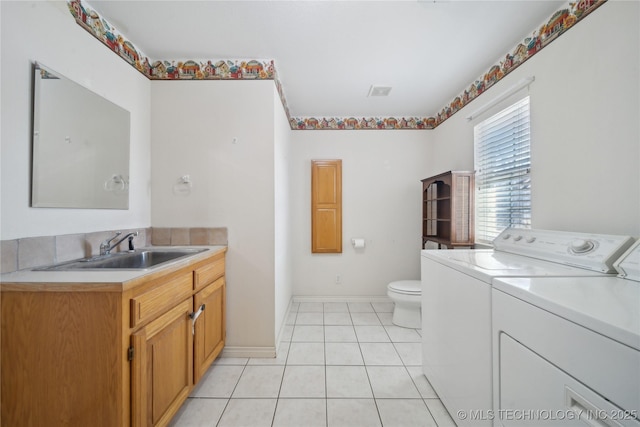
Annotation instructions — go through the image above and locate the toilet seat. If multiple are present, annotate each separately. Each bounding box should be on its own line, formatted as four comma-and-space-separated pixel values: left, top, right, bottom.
388, 280, 421, 295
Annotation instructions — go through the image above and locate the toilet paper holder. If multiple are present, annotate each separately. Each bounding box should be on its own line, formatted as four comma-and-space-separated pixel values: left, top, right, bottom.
351, 238, 365, 249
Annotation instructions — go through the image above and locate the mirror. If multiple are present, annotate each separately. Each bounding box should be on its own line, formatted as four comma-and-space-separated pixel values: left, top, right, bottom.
31, 62, 130, 209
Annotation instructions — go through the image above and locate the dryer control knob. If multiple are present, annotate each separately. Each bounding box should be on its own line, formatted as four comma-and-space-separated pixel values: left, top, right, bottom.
502, 234, 511, 240
514, 236, 523, 241
526, 237, 536, 243
570, 239, 595, 254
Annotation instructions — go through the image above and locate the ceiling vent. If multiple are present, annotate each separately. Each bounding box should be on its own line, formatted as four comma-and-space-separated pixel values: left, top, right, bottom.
367, 85, 392, 97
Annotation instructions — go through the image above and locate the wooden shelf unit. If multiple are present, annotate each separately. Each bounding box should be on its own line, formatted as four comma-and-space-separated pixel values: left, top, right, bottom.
422, 171, 475, 249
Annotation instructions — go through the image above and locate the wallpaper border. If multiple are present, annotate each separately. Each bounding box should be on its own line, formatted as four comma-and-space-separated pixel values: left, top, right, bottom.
67, 0, 606, 130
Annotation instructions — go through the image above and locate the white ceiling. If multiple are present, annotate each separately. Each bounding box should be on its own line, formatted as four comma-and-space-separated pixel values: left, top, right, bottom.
89, 1, 565, 119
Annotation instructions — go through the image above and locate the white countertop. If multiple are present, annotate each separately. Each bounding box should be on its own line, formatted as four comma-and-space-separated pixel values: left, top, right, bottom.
0, 246, 226, 286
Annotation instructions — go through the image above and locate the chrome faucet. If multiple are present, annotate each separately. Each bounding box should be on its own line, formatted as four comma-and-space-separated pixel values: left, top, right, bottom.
100, 231, 139, 255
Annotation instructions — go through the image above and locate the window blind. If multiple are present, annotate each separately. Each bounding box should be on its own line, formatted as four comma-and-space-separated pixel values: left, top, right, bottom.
474, 96, 531, 243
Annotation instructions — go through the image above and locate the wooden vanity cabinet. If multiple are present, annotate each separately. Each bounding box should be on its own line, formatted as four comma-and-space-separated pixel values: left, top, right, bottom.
1, 247, 227, 427
130, 250, 226, 427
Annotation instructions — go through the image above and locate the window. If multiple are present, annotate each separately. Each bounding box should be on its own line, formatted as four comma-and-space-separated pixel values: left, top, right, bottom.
474, 96, 531, 243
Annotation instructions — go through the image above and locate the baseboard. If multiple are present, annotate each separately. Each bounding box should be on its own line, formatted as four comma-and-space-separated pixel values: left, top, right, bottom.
220, 346, 276, 358
292, 295, 392, 303
222, 296, 393, 359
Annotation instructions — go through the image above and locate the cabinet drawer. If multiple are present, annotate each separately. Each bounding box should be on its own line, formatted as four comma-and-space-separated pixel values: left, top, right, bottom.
194, 257, 225, 291
131, 272, 193, 328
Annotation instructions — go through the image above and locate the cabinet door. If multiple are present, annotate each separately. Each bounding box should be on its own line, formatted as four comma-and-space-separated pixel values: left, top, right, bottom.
311, 159, 342, 253
194, 277, 226, 383
131, 298, 193, 427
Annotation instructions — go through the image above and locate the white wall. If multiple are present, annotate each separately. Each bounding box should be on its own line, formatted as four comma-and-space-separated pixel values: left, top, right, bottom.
430, 1, 640, 237
290, 131, 431, 297
274, 87, 293, 343
0, 1, 151, 239
150, 80, 278, 352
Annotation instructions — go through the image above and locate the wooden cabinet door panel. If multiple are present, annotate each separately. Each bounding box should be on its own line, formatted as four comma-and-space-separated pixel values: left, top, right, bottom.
132, 298, 193, 427
311, 159, 342, 253
194, 277, 226, 383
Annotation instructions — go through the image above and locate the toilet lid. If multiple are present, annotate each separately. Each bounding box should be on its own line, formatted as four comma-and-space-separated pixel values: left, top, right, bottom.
388, 280, 421, 295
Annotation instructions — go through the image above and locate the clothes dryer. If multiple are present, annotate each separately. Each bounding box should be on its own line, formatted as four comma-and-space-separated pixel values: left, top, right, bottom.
421, 229, 634, 426
491, 241, 640, 426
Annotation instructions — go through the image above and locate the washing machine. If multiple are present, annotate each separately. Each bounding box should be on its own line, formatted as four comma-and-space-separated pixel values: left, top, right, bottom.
492, 241, 640, 426
421, 229, 635, 427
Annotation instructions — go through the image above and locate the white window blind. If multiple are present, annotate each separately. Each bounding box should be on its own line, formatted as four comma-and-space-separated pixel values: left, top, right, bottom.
474, 96, 531, 243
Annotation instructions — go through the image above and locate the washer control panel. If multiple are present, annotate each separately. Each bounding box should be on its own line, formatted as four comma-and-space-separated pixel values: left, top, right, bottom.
493, 228, 635, 273
614, 240, 640, 280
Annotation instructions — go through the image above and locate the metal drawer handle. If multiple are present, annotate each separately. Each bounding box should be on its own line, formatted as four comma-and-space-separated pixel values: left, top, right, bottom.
190, 304, 206, 335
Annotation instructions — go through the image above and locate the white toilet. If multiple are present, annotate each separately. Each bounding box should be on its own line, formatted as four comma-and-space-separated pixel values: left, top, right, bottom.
387, 280, 422, 328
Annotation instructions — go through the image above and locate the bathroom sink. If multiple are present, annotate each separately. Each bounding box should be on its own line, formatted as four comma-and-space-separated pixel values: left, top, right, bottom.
35, 248, 208, 271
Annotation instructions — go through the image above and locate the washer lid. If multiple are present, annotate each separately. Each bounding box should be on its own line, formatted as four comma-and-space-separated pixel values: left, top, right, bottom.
388, 280, 421, 294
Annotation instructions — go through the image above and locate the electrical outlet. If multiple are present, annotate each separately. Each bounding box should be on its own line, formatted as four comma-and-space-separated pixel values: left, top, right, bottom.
335, 275, 342, 285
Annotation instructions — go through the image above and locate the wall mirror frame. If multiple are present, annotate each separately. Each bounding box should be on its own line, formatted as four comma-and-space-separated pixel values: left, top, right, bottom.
31, 62, 131, 209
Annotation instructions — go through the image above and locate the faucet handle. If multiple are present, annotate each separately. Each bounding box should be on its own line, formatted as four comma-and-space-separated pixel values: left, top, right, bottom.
105, 231, 122, 244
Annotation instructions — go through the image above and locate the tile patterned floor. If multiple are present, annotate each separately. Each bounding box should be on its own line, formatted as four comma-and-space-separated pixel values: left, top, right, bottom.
170, 301, 457, 427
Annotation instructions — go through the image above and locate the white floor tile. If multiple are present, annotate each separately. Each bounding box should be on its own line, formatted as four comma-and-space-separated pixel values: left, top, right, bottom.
348, 302, 375, 313
324, 312, 353, 325
289, 302, 300, 312
326, 366, 373, 398
377, 312, 394, 326
359, 342, 403, 366
217, 398, 277, 427
394, 342, 423, 366
279, 325, 294, 342
214, 357, 248, 366
354, 325, 391, 342
324, 302, 349, 312
231, 365, 285, 398
190, 364, 244, 398
372, 302, 395, 313
351, 312, 382, 326
298, 302, 324, 312
287, 342, 325, 365
376, 399, 437, 427
324, 325, 357, 342
286, 311, 297, 325
327, 399, 381, 427
279, 365, 325, 398
425, 399, 457, 427
367, 366, 421, 398
177, 300, 435, 427
385, 325, 422, 342
406, 366, 438, 398
325, 342, 364, 365
169, 397, 227, 427
291, 325, 324, 342
272, 399, 327, 427
296, 312, 324, 325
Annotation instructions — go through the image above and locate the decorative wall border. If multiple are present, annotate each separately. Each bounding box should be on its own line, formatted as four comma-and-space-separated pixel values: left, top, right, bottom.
67, 0, 605, 131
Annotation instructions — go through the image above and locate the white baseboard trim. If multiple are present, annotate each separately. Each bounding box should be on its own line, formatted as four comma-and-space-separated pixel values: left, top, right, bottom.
220, 346, 276, 359
275, 298, 295, 351
222, 296, 394, 359
292, 295, 392, 303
